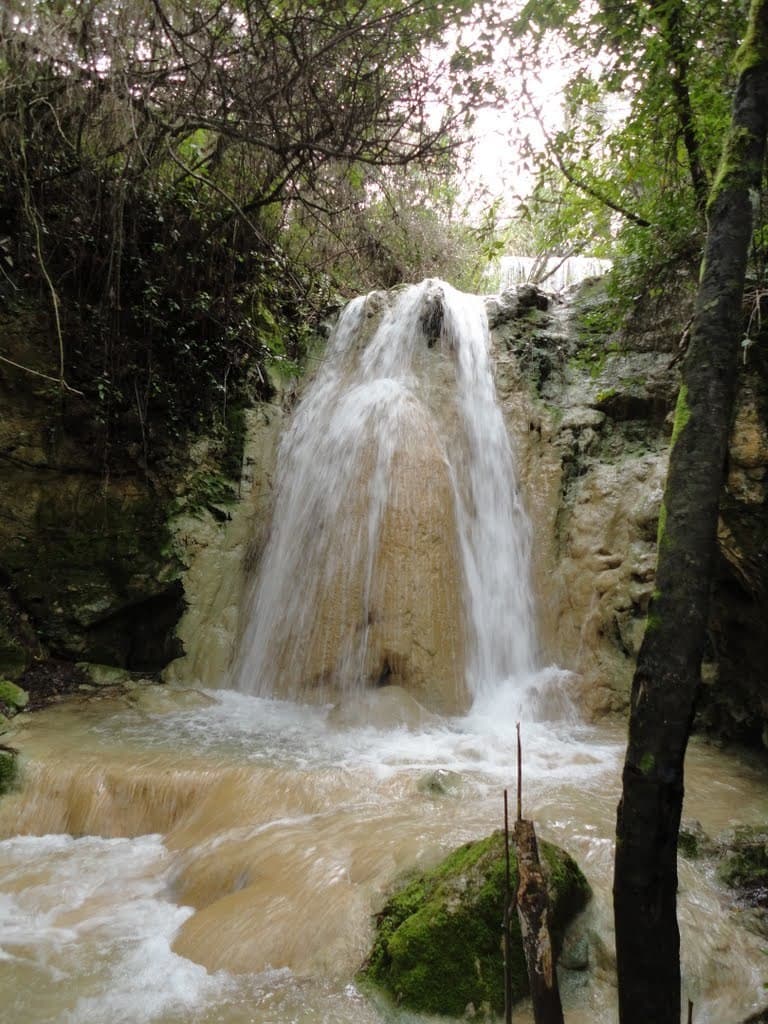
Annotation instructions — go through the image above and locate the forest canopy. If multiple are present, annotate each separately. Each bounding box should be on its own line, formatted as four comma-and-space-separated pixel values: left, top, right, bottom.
0, 0, 503, 446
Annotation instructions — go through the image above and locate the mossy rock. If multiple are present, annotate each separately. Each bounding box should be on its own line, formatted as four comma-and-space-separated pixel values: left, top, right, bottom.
679, 819, 717, 860
0, 746, 18, 796
717, 825, 768, 894
360, 830, 590, 1017
0, 678, 29, 713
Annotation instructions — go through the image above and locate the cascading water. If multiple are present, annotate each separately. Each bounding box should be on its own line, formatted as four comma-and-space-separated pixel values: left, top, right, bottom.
2, 278, 767, 1024
498, 255, 612, 292
233, 280, 540, 712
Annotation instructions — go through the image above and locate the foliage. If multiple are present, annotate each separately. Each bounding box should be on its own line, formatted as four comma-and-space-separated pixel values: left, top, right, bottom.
0, 0, 501, 465
281, 161, 514, 295
502, 0, 760, 307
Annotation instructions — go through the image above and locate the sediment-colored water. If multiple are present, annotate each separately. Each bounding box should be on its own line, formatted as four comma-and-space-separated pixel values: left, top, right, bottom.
2, 685, 767, 1024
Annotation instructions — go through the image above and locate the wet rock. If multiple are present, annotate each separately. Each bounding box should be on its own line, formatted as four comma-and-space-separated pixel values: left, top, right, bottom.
492, 266, 768, 737
517, 283, 550, 311
485, 291, 519, 328
327, 686, 438, 731
716, 825, 768, 895
0, 678, 29, 713
127, 685, 216, 714
0, 744, 18, 795
76, 662, 135, 686
417, 768, 463, 797
419, 285, 444, 347
360, 830, 590, 1017
558, 929, 590, 971
678, 819, 717, 860
741, 1006, 768, 1023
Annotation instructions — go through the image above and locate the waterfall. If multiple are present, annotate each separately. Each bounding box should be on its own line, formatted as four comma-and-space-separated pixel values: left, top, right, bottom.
498, 255, 612, 293
232, 280, 537, 709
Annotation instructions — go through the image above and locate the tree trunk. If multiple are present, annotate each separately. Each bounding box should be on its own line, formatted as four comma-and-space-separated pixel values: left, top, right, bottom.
514, 819, 564, 1024
613, 4, 768, 1022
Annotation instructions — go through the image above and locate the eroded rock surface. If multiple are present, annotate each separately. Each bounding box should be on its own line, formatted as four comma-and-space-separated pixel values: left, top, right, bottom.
491, 277, 768, 734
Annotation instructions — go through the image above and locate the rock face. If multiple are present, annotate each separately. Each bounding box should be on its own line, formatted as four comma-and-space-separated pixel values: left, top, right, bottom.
3, 277, 766, 740
361, 830, 590, 1017
491, 277, 768, 737
0, 306, 284, 689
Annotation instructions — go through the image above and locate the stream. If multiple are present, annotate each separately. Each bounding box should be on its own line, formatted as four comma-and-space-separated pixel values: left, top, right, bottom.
3, 279, 766, 1022
2, 681, 767, 1023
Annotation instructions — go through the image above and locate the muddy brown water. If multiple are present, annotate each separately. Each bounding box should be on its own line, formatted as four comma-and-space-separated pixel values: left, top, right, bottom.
1, 684, 767, 1024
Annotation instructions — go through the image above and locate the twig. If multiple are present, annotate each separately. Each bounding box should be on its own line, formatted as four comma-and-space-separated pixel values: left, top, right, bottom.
0, 355, 84, 395
516, 721, 522, 822
503, 788, 513, 1024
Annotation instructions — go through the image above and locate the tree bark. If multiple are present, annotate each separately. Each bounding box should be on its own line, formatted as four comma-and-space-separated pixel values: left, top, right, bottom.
514, 819, 564, 1024
613, 4, 768, 1023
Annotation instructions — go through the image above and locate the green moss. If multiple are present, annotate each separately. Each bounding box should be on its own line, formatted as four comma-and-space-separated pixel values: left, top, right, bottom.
678, 830, 699, 859
361, 831, 590, 1017
183, 468, 238, 519
595, 387, 617, 404
670, 383, 691, 446
678, 822, 716, 860
0, 679, 29, 712
639, 752, 655, 775
717, 826, 768, 890
646, 612, 662, 632
0, 747, 18, 796
707, 127, 759, 214
735, 0, 768, 75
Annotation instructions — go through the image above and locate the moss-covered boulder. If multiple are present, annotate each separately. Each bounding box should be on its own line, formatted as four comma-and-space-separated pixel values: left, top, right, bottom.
717, 825, 768, 894
678, 819, 718, 860
0, 678, 29, 713
360, 830, 590, 1017
0, 745, 18, 795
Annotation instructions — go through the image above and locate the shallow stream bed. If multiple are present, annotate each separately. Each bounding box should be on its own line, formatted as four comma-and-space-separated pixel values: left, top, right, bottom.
1, 683, 767, 1023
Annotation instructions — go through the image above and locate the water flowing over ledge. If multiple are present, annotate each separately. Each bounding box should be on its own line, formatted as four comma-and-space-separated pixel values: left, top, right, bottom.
2, 275, 767, 1024
498, 255, 612, 293
232, 280, 543, 714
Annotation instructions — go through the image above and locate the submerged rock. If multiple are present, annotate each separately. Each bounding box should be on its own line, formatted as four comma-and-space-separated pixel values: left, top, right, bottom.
360, 830, 590, 1016
326, 685, 438, 731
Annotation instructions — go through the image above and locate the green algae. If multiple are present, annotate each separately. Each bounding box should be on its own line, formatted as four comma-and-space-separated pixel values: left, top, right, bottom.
360, 830, 590, 1017
0, 678, 29, 712
0, 746, 18, 796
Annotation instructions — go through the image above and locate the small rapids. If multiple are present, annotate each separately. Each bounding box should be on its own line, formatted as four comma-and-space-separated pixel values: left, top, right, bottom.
2, 279, 767, 1023
1, 688, 768, 1024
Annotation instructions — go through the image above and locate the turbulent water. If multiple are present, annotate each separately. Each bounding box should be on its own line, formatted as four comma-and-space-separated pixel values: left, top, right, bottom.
2, 279, 768, 1023
1, 689, 768, 1024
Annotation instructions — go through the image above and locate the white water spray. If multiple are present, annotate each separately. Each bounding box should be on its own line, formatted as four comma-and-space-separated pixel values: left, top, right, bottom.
233, 280, 538, 707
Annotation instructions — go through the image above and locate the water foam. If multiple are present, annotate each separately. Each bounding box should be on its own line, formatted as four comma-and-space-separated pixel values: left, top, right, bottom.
233, 279, 540, 711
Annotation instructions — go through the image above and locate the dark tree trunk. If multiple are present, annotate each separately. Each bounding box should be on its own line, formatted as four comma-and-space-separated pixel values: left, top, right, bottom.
649, 0, 710, 214
613, 3, 768, 1022
514, 819, 564, 1024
